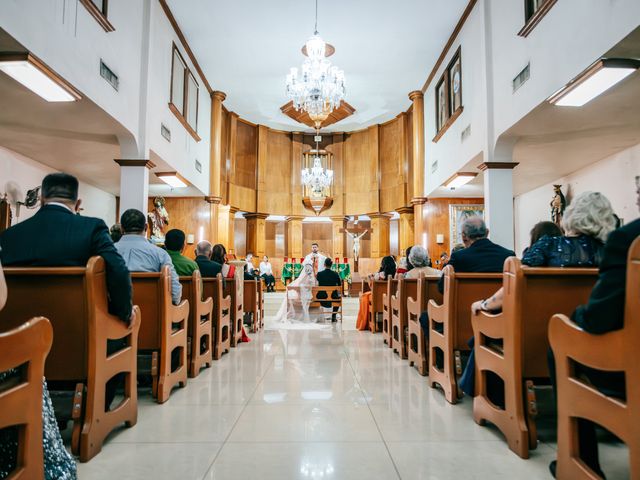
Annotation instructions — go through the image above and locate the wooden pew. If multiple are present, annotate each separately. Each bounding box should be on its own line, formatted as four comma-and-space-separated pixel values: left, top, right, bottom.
224, 268, 244, 346
258, 279, 265, 330
0, 257, 140, 461
472, 258, 598, 458
310, 285, 343, 321
131, 267, 189, 403
427, 266, 503, 403
391, 278, 418, 359
382, 279, 398, 347
202, 274, 231, 359
549, 237, 640, 479
0, 318, 53, 479
407, 274, 443, 375
368, 278, 388, 333
179, 271, 213, 378
243, 278, 262, 333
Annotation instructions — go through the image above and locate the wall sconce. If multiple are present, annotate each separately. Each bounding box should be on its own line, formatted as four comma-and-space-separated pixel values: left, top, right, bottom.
155, 171, 188, 188
186, 234, 195, 244
548, 58, 640, 107
443, 172, 477, 190
0, 52, 81, 102
436, 234, 444, 244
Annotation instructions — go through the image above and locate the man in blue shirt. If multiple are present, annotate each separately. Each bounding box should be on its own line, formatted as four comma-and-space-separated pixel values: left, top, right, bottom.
116, 209, 182, 304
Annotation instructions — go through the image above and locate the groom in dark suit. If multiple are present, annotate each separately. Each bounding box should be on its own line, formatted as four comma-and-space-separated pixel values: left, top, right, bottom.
316, 257, 342, 322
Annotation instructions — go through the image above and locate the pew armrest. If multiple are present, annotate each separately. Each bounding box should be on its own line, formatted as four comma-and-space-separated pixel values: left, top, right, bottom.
201, 296, 213, 312
472, 310, 504, 341
549, 314, 625, 372
106, 305, 141, 341
172, 300, 190, 326
427, 299, 444, 323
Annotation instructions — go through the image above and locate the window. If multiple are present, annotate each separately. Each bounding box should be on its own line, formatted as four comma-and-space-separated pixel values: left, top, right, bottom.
79, 0, 114, 32
433, 47, 463, 142
169, 43, 200, 141
519, 0, 557, 37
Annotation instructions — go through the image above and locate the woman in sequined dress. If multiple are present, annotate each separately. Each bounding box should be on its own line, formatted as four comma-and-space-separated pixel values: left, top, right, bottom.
0, 260, 77, 480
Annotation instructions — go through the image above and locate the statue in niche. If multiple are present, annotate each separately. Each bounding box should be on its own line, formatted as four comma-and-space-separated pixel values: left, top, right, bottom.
148, 196, 170, 244
550, 185, 567, 227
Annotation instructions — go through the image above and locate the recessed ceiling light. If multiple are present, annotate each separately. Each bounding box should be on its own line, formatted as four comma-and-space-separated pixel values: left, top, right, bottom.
156, 172, 188, 188
443, 172, 476, 189
0, 52, 81, 102
548, 58, 640, 107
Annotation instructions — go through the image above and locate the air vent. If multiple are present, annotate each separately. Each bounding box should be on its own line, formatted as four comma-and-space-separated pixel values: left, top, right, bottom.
431, 160, 438, 174
161, 124, 171, 142
461, 125, 471, 142
100, 60, 119, 91
195, 159, 202, 173
513, 63, 530, 93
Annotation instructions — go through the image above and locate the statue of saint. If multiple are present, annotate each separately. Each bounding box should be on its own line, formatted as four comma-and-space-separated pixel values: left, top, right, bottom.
550, 185, 566, 227
147, 196, 170, 244
347, 230, 367, 262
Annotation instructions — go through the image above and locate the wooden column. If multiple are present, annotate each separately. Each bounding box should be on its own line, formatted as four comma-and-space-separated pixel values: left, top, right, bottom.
330, 216, 347, 258
209, 91, 226, 204
204, 197, 218, 244
217, 205, 237, 252
396, 206, 415, 255
369, 213, 391, 258
245, 213, 268, 258
409, 90, 427, 246
286, 216, 304, 259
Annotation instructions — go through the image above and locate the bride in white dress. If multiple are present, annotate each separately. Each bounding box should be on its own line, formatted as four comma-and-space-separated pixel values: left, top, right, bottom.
266, 263, 330, 330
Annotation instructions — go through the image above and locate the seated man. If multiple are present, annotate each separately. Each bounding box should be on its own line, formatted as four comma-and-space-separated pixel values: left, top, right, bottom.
116, 209, 181, 305
194, 240, 222, 277
316, 257, 342, 322
548, 216, 640, 478
165, 229, 198, 276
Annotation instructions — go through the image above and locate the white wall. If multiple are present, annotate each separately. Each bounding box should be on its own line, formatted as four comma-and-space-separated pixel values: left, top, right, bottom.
0, 147, 116, 226
514, 143, 640, 254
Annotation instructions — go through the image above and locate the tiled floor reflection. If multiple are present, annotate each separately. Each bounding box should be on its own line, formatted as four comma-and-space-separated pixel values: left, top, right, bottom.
76, 293, 629, 479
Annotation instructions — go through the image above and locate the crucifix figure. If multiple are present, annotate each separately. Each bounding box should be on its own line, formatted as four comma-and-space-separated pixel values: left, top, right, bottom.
340, 222, 371, 272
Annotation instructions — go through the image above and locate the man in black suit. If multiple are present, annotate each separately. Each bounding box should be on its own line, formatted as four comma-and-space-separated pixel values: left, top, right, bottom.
316, 257, 342, 322
548, 216, 640, 478
0, 173, 133, 322
194, 240, 222, 277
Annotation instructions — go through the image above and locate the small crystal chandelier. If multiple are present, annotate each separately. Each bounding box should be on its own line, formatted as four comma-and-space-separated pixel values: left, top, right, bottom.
285, 0, 346, 125
301, 135, 334, 215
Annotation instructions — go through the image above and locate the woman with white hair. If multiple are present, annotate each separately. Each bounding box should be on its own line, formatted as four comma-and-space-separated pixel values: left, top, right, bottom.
404, 245, 441, 278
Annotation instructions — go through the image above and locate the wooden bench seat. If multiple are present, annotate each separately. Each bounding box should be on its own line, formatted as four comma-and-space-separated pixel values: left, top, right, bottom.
368, 279, 387, 333
179, 271, 213, 378
0, 257, 140, 461
427, 266, 503, 403
0, 317, 53, 479
407, 274, 442, 375
224, 269, 244, 347
472, 258, 598, 458
131, 267, 189, 403
391, 278, 417, 359
202, 274, 231, 359
549, 237, 640, 478
243, 278, 263, 333
382, 279, 398, 348
310, 285, 343, 321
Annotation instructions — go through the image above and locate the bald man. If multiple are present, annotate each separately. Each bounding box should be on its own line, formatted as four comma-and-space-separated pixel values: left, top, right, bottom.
194, 240, 223, 277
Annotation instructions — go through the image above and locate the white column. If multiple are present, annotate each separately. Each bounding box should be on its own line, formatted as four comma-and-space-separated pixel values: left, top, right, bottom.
479, 162, 518, 251
115, 159, 155, 215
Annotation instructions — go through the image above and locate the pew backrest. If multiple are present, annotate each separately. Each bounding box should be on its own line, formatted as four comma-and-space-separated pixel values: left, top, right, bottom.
131, 267, 175, 350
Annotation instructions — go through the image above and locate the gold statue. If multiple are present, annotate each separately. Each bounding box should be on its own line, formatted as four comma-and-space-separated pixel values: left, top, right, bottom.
550, 185, 566, 227
147, 196, 170, 244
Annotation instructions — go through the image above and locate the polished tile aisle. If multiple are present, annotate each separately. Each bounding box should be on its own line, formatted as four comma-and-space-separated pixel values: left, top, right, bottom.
77, 293, 557, 480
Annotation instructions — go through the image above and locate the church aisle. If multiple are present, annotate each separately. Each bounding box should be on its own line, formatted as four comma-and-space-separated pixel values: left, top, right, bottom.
77, 295, 555, 480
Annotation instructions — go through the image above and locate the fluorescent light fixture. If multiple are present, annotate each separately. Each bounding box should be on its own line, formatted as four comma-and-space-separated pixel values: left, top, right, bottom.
443, 172, 476, 189
549, 58, 640, 107
155, 171, 188, 188
0, 53, 81, 102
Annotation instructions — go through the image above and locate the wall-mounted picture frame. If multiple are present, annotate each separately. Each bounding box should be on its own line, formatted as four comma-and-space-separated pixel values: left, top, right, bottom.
434, 47, 462, 140
436, 78, 448, 132
448, 52, 462, 113
449, 204, 485, 251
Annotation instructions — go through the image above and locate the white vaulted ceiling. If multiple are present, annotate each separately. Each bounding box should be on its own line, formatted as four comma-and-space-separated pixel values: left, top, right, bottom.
166, 0, 468, 132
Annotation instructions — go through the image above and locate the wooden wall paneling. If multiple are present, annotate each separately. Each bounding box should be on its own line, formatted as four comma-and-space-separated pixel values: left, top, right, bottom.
406, 107, 414, 198
323, 133, 345, 217
245, 213, 268, 259
344, 129, 378, 215
265, 220, 286, 258
226, 112, 238, 202
369, 214, 391, 258
220, 109, 230, 203
227, 184, 256, 213
234, 217, 246, 257
290, 133, 304, 216
330, 216, 346, 258
286, 216, 304, 258
302, 222, 333, 259
425, 197, 484, 268
258, 130, 292, 215
217, 205, 237, 252
234, 120, 258, 191
379, 114, 408, 213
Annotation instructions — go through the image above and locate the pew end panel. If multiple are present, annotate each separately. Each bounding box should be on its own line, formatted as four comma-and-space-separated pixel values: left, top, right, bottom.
391, 278, 417, 359
408, 274, 442, 376
0, 317, 53, 480
180, 271, 214, 378
381, 279, 398, 348
225, 269, 245, 347
368, 279, 387, 333
202, 275, 231, 360
243, 279, 260, 333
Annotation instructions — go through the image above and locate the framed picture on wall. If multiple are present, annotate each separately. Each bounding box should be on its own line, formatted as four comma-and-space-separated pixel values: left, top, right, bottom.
436, 78, 448, 132
448, 51, 462, 113
449, 204, 485, 251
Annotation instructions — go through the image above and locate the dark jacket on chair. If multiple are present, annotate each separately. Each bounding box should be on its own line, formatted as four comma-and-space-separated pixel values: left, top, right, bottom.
195, 255, 223, 278
0, 204, 133, 321
438, 238, 515, 293
316, 269, 342, 307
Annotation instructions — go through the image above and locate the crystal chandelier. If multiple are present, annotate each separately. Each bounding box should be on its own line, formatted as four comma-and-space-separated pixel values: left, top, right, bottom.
301, 154, 333, 195
285, 0, 346, 125
301, 135, 334, 215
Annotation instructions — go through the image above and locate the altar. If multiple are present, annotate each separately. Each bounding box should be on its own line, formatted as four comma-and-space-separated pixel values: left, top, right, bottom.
281, 258, 351, 287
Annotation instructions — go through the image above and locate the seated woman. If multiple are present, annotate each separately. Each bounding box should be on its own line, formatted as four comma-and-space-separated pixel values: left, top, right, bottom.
404, 245, 442, 279
0, 260, 77, 480
259, 255, 276, 292
395, 247, 413, 276
462, 192, 616, 399
355, 256, 397, 331
212, 244, 251, 343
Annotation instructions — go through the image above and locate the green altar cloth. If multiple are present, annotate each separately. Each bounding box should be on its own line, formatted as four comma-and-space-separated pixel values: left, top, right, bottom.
280, 262, 351, 283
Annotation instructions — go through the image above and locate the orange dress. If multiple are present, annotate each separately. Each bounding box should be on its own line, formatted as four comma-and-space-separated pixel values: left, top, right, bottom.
356, 292, 372, 331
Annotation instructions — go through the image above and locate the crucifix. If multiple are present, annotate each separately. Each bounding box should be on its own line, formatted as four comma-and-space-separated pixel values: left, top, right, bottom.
339, 222, 371, 272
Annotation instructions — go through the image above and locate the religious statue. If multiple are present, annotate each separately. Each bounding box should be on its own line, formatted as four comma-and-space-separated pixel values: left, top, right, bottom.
148, 196, 170, 244
347, 229, 367, 262
550, 185, 566, 227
